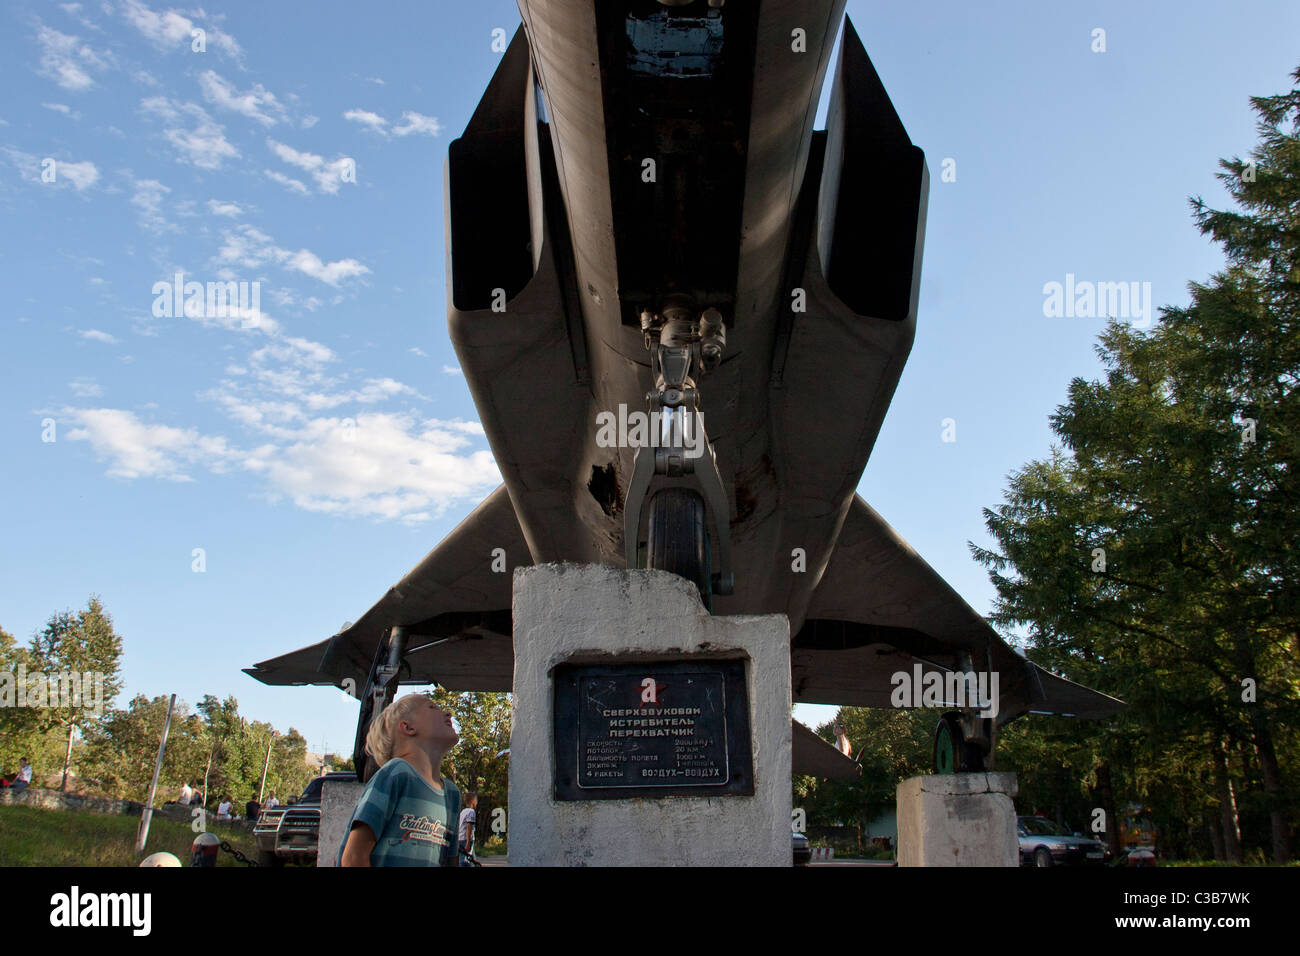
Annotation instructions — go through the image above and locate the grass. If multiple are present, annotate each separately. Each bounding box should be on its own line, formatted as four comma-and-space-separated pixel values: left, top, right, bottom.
0, 803, 262, 867
1161, 858, 1300, 867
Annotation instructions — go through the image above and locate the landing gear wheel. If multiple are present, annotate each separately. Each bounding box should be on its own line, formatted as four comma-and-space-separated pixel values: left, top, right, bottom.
647, 487, 711, 610
932, 711, 984, 773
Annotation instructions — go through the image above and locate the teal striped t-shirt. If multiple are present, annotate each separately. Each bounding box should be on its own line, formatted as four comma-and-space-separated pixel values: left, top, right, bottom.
337, 758, 460, 867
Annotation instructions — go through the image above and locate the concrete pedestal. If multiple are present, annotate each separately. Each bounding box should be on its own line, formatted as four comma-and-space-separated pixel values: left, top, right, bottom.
317, 779, 363, 867
509, 563, 791, 866
896, 772, 1019, 866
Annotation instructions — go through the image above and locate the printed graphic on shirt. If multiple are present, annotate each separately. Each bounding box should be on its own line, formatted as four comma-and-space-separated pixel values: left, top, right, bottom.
399, 813, 451, 847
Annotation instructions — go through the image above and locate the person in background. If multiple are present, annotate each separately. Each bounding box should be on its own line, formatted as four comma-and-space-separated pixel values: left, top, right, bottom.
178, 780, 194, 806
458, 792, 479, 866
11, 758, 32, 794
246, 792, 261, 824
1, 758, 33, 793
217, 795, 233, 820
265, 790, 279, 809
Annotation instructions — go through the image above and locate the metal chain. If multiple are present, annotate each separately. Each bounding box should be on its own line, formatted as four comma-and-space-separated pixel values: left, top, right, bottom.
218, 840, 259, 866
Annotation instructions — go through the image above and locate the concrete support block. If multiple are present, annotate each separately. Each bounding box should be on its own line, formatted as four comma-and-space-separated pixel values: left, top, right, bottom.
896, 772, 1019, 866
509, 563, 791, 866
317, 779, 364, 867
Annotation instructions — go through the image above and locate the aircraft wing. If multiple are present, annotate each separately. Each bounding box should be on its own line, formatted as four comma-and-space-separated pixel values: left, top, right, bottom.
791, 719, 859, 781
794, 494, 1125, 722
243, 484, 529, 691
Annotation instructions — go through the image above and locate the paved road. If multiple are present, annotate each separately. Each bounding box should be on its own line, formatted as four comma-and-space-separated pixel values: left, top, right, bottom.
468, 856, 894, 867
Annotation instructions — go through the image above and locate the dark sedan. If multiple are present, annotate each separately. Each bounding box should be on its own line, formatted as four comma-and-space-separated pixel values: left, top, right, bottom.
1018, 816, 1109, 867
793, 831, 811, 865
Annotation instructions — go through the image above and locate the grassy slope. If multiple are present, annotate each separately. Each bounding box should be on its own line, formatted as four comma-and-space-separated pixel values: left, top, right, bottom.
0, 804, 261, 867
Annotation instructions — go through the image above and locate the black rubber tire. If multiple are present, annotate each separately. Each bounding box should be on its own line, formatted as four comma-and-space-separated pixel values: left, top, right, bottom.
933, 711, 987, 773
933, 713, 963, 774
647, 487, 711, 608
1034, 846, 1054, 868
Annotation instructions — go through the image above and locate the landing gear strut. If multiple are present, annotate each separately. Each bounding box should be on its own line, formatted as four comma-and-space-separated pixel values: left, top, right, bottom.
623, 297, 735, 605
351, 625, 406, 782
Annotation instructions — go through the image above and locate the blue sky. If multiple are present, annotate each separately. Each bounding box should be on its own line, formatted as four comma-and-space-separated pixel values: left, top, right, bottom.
2, 1, 1296, 758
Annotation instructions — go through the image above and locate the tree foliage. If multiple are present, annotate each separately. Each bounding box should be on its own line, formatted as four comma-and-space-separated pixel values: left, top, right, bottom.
429, 689, 510, 846
970, 66, 1300, 862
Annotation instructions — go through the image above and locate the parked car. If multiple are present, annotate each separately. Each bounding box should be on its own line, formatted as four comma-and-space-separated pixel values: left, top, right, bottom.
792, 830, 811, 865
1017, 815, 1109, 867
253, 771, 356, 867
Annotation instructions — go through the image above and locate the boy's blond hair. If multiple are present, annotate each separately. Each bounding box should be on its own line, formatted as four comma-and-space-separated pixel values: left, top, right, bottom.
365, 693, 428, 767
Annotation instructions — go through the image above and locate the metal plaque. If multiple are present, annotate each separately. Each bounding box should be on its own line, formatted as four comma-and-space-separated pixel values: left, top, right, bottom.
553, 658, 753, 801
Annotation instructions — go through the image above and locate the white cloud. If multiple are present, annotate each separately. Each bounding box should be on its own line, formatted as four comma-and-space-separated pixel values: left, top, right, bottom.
35, 23, 111, 92
441, 365, 462, 375
206, 199, 243, 217
408, 346, 427, 357
55, 217, 485, 520
295, 377, 418, 411
62, 406, 241, 481
343, 108, 387, 133
69, 378, 103, 397
80, 329, 118, 344
265, 139, 355, 195
215, 224, 275, 267
248, 336, 335, 370
42, 102, 81, 119
140, 97, 238, 169
249, 412, 499, 520
300, 115, 318, 129
59, 3, 101, 32
121, 0, 241, 59
199, 70, 286, 126
392, 111, 442, 137
283, 248, 369, 286
121, 0, 192, 45
263, 168, 309, 194
1, 148, 99, 190
67, 376, 498, 519
57, 158, 100, 190
217, 224, 370, 287
129, 177, 172, 233
342, 108, 441, 138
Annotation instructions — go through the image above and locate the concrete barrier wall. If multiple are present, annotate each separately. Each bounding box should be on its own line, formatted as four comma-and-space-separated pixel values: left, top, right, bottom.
0, 787, 143, 816
318, 780, 364, 867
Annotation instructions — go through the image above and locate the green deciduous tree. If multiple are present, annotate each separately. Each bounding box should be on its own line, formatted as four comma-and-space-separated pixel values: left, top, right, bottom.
0, 625, 58, 776
28, 597, 124, 791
